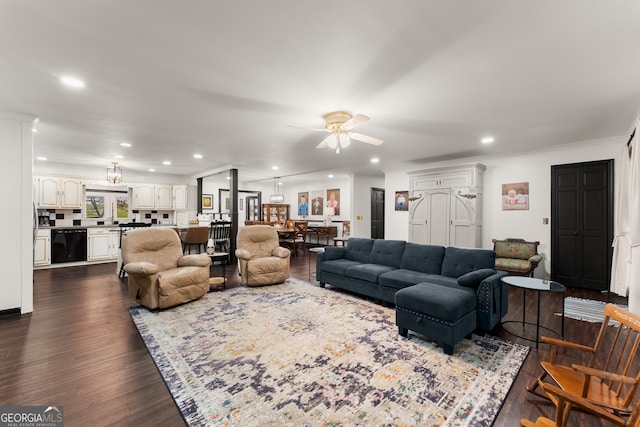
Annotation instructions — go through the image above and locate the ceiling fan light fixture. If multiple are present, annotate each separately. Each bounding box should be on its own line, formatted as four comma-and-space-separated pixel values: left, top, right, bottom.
339, 133, 350, 148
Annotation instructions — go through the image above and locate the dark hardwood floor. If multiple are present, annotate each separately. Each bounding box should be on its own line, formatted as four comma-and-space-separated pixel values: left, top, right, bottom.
0, 253, 628, 426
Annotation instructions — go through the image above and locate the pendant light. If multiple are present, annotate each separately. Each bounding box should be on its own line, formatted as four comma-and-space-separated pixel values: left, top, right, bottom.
269, 177, 284, 203
107, 162, 122, 184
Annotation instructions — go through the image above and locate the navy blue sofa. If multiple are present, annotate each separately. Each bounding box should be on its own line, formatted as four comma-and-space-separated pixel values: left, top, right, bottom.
316, 237, 509, 331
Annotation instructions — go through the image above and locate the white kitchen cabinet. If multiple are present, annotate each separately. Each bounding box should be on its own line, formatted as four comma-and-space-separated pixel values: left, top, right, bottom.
35, 176, 83, 209
156, 184, 172, 209
34, 228, 51, 266
133, 184, 155, 209
133, 184, 173, 209
408, 163, 485, 248
173, 184, 188, 210
87, 228, 118, 261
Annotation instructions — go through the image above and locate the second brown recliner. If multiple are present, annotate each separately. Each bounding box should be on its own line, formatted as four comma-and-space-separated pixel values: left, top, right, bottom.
235, 225, 290, 286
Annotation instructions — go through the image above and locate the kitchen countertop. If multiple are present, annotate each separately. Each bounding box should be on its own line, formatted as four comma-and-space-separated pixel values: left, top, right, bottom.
38, 224, 179, 229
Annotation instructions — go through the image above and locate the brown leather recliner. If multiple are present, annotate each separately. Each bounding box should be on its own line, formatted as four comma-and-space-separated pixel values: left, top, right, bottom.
122, 227, 211, 309
235, 225, 290, 286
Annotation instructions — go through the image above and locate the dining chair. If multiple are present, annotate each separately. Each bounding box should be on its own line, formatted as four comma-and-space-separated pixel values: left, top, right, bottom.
182, 226, 210, 254
210, 221, 232, 253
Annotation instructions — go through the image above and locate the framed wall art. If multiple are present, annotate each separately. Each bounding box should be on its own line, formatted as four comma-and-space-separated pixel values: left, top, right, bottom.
395, 191, 409, 211
201, 194, 213, 210
298, 192, 309, 217
311, 190, 323, 216
326, 188, 340, 216
501, 182, 529, 210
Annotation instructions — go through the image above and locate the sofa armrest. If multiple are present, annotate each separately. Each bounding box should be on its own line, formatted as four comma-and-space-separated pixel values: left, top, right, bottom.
178, 254, 211, 267
529, 254, 542, 263
475, 270, 509, 331
124, 261, 160, 276
272, 247, 291, 258
235, 248, 252, 260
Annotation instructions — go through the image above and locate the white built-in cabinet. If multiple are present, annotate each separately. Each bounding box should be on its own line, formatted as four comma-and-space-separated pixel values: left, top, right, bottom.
35, 176, 83, 209
408, 163, 485, 248
173, 184, 188, 210
132, 184, 172, 209
34, 228, 51, 266
87, 228, 119, 261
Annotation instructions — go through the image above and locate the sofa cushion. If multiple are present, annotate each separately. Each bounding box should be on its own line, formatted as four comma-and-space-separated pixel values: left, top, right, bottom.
457, 268, 496, 288
440, 247, 496, 278
344, 238, 375, 263
395, 283, 477, 322
323, 246, 345, 260
346, 264, 396, 283
370, 239, 406, 268
399, 243, 446, 274
318, 259, 363, 276
495, 258, 532, 274
378, 269, 457, 290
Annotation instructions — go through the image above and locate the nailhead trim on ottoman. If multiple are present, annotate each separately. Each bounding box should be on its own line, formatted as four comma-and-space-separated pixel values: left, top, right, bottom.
395, 282, 477, 355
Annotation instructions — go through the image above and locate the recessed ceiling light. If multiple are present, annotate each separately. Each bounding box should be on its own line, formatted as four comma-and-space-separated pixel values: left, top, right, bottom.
272, 166, 279, 170
115, 154, 124, 159
481, 136, 495, 144
148, 168, 155, 172
193, 154, 203, 159
371, 158, 380, 164
60, 76, 86, 88
162, 161, 171, 166
32, 128, 37, 133
328, 174, 334, 178
120, 142, 131, 147
34, 118, 39, 123
37, 156, 47, 161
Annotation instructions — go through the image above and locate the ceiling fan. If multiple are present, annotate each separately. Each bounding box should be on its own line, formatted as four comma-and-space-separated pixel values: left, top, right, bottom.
291, 111, 383, 154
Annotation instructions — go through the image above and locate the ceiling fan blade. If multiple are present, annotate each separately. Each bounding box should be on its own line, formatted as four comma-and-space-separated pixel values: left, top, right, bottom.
316, 134, 332, 149
348, 132, 383, 145
288, 125, 328, 132
341, 114, 369, 131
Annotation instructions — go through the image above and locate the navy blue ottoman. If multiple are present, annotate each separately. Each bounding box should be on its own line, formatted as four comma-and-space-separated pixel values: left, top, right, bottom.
395, 283, 477, 355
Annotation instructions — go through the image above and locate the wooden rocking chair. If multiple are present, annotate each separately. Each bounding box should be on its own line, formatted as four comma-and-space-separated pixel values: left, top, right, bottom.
528, 303, 640, 427
521, 382, 640, 426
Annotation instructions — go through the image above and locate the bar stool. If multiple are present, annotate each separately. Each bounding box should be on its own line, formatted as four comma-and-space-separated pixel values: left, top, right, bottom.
182, 226, 209, 254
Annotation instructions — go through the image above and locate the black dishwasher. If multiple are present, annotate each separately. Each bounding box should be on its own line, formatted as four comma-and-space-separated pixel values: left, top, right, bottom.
51, 228, 88, 263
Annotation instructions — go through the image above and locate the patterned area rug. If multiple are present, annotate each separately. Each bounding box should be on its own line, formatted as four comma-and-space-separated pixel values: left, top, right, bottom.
558, 296, 628, 325
130, 279, 529, 426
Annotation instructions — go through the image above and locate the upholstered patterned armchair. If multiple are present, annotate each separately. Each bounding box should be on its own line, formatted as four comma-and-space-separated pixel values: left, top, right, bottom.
122, 227, 211, 309
235, 225, 290, 286
492, 238, 542, 277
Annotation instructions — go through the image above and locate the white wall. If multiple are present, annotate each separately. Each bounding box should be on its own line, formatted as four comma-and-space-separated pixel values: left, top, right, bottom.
34, 161, 192, 185
384, 137, 623, 278
1, 112, 34, 313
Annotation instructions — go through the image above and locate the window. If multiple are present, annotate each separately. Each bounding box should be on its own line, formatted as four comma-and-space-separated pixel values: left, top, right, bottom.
85, 190, 129, 220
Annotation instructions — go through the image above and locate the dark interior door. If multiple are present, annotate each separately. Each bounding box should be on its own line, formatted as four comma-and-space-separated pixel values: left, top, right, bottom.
551, 160, 613, 290
371, 187, 385, 239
